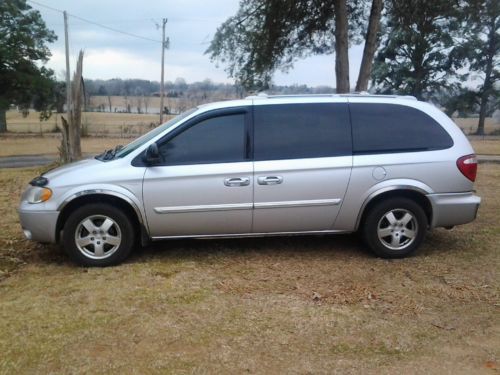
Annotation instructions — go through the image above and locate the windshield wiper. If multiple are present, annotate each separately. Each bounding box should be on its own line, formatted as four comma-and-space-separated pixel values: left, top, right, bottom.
96, 145, 123, 161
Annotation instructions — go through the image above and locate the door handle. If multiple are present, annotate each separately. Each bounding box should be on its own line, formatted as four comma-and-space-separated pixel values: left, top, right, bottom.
257, 176, 283, 185
224, 177, 250, 187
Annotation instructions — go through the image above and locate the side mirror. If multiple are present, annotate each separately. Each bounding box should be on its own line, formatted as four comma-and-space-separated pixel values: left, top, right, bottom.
143, 143, 161, 165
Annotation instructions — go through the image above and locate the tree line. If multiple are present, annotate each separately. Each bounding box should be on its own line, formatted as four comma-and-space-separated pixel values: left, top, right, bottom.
84, 78, 337, 97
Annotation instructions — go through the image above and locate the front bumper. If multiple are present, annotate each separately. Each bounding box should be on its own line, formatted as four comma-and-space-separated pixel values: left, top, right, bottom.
427, 192, 481, 229
18, 208, 59, 243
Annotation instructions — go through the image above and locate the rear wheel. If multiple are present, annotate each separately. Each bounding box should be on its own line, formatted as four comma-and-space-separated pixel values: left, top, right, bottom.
362, 198, 427, 258
62, 203, 135, 266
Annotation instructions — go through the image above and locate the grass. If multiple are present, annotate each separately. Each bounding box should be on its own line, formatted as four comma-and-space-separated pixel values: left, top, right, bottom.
0, 136, 128, 157
454, 117, 499, 135
0, 165, 498, 373
470, 139, 500, 155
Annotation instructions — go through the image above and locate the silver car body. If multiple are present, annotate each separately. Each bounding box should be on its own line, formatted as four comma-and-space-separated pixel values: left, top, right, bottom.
18, 94, 481, 244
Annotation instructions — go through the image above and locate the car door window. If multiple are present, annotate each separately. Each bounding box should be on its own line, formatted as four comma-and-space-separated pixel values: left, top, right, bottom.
158, 113, 246, 165
253, 103, 351, 160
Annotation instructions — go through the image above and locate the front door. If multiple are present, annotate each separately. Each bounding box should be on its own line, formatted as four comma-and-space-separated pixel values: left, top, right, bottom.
252, 102, 353, 233
142, 108, 253, 237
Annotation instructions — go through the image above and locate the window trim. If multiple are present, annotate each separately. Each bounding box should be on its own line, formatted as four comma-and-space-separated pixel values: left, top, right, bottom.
132, 106, 251, 167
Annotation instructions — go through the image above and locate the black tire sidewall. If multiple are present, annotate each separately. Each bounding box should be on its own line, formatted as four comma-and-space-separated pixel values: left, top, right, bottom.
362, 197, 427, 258
62, 203, 135, 266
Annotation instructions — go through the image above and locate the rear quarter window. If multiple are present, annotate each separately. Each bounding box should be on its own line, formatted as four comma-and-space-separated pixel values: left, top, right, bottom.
350, 103, 453, 154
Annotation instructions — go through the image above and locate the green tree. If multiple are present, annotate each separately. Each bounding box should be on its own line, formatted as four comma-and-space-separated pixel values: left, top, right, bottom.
440, 87, 480, 117
206, 0, 383, 93
0, 0, 57, 132
371, 0, 464, 100
456, 0, 499, 135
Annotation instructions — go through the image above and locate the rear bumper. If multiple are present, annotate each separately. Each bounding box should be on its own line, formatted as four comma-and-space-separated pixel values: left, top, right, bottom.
18, 208, 59, 243
427, 192, 480, 228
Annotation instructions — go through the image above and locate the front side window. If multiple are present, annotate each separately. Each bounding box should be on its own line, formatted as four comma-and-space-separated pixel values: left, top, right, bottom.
350, 103, 454, 154
158, 113, 246, 165
253, 103, 352, 161
115, 108, 197, 158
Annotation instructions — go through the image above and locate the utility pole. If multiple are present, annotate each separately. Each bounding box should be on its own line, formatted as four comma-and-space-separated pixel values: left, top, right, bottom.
63, 11, 71, 125
159, 18, 168, 123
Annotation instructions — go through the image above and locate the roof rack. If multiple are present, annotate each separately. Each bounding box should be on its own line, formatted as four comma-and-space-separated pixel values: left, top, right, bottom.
245, 92, 417, 100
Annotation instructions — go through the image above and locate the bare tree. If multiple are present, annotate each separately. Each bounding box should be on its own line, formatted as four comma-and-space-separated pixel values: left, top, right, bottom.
84, 90, 91, 112
143, 95, 150, 113
59, 50, 84, 163
123, 95, 130, 113
135, 96, 143, 114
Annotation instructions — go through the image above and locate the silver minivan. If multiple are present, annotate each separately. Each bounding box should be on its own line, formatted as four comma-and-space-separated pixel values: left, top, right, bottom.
18, 94, 481, 266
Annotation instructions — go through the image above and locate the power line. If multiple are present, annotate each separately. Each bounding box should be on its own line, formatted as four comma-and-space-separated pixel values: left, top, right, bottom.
69, 13, 161, 44
27, 0, 162, 44
27, 0, 61, 13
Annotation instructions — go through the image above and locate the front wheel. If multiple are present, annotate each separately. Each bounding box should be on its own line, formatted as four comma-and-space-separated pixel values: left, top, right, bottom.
362, 198, 427, 258
62, 203, 135, 266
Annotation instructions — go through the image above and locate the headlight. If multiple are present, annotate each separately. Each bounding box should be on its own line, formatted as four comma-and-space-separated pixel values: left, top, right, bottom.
27, 187, 53, 204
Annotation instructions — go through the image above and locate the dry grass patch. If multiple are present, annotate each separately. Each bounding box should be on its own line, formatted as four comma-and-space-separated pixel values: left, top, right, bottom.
454, 117, 499, 135
470, 139, 500, 155
0, 136, 129, 157
0, 165, 498, 373
5, 111, 173, 136
0, 136, 133, 157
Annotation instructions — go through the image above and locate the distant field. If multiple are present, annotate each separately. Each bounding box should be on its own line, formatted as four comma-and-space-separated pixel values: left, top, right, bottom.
2, 110, 500, 158
0, 136, 127, 157
454, 117, 499, 135
5, 111, 174, 136
5, 109, 498, 136
89, 95, 212, 114
470, 139, 500, 155
0, 135, 498, 158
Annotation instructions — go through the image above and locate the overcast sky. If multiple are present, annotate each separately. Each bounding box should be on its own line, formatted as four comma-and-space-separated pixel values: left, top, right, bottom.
29, 0, 365, 87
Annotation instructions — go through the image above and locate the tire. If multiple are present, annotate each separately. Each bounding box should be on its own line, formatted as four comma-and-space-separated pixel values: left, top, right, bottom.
62, 203, 135, 266
362, 197, 427, 258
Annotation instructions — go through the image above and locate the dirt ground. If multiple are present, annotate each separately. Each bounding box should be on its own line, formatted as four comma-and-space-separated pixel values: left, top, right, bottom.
0, 163, 498, 374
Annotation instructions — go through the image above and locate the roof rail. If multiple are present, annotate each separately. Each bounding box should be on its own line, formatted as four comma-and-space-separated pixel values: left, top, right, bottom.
244, 92, 417, 100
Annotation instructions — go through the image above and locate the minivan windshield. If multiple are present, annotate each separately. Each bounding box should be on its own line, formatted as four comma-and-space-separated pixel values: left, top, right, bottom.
112, 108, 198, 159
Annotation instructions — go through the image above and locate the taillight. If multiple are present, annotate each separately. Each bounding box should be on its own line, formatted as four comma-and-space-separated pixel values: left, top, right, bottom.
457, 154, 477, 182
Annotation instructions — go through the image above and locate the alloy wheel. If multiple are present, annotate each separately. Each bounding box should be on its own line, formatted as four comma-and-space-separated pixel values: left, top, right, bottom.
377, 208, 418, 251
74, 215, 122, 259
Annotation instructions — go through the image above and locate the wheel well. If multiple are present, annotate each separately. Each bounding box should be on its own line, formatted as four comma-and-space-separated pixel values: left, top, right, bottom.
56, 194, 142, 243
358, 189, 433, 230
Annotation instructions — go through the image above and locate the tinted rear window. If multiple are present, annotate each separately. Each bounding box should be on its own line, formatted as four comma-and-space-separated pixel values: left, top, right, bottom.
254, 103, 351, 160
350, 103, 453, 154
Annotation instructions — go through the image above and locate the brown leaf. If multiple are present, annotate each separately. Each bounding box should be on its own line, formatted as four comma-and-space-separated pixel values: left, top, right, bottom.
485, 361, 496, 369
312, 291, 322, 301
